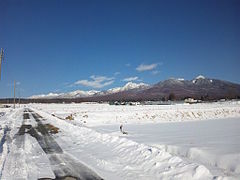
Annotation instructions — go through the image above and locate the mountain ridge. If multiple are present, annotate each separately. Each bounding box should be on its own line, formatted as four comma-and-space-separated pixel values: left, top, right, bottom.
28, 75, 240, 101
30, 82, 150, 99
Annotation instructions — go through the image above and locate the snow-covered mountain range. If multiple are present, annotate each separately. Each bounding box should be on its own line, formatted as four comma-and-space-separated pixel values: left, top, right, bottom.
28, 75, 240, 101
30, 82, 149, 99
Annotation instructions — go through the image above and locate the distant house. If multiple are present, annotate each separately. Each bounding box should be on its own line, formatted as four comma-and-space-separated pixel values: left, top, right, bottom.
128, 102, 140, 106
0, 104, 11, 108
109, 101, 114, 105
141, 101, 172, 105
109, 101, 141, 106
184, 98, 200, 104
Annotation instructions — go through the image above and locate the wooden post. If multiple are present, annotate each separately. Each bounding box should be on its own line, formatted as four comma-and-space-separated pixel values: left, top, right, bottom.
0, 54, 2, 80
14, 80, 16, 109
0, 48, 3, 80
18, 91, 21, 108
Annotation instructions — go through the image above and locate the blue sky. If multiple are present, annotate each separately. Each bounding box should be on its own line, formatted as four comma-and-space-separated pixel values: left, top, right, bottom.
0, 0, 239, 98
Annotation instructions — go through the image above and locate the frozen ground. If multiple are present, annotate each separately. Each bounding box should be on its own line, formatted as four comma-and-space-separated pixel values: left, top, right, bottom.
0, 101, 240, 179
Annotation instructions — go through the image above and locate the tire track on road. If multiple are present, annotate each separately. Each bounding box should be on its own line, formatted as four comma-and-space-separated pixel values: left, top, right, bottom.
19, 109, 103, 180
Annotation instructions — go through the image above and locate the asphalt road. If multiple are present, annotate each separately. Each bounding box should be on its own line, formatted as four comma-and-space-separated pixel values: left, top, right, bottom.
17, 108, 103, 180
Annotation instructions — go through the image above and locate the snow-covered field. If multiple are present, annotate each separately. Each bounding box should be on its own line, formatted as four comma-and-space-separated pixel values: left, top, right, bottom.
30, 101, 240, 127
1, 101, 240, 179
94, 118, 240, 179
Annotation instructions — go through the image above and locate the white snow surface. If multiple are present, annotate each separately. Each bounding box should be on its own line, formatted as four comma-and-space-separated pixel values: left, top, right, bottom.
31, 101, 240, 127
29, 107, 214, 180
1, 101, 240, 179
94, 118, 240, 179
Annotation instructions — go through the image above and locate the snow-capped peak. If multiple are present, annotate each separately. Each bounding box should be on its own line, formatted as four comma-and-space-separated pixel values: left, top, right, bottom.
105, 82, 149, 94
59, 90, 100, 98
122, 82, 149, 90
30, 90, 99, 99
30, 92, 61, 99
195, 75, 205, 80
193, 75, 205, 83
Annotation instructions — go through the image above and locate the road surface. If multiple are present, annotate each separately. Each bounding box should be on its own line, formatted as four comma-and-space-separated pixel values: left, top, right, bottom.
16, 108, 103, 180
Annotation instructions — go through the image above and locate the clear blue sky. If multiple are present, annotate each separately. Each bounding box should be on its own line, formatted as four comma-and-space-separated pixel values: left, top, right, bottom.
0, 0, 239, 98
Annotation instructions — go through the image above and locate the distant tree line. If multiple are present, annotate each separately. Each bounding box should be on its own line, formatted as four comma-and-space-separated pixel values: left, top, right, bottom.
0, 93, 240, 104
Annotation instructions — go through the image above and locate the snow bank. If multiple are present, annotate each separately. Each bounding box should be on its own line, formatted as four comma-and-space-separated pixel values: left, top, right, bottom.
158, 145, 240, 177
93, 118, 240, 179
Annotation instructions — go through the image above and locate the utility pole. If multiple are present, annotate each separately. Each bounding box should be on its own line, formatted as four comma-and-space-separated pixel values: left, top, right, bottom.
18, 91, 21, 108
0, 48, 4, 80
14, 80, 16, 109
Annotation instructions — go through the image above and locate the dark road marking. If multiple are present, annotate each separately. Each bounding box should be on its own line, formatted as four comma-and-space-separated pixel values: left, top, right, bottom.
23, 113, 30, 119
0, 126, 10, 153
